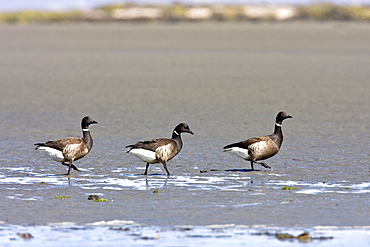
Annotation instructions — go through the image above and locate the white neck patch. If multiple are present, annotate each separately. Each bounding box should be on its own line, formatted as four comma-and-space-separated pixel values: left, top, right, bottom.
173, 130, 179, 135
275, 123, 282, 127
82, 128, 90, 131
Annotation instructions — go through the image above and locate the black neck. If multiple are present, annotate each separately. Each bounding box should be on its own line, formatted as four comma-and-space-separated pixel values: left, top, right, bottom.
274, 121, 283, 134
82, 128, 93, 150
172, 131, 183, 150
272, 122, 283, 147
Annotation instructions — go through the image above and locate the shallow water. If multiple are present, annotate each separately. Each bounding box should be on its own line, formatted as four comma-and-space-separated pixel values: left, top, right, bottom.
1, 222, 369, 247
0, 22, 369, 245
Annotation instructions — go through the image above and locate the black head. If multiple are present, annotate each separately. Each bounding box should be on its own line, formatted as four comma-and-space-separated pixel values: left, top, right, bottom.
174, 123, 194, 135
275, 111, 292, 124
81, 116, 98, 128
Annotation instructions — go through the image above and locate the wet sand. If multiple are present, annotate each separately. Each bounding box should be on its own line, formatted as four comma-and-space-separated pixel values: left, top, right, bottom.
0, 22, 369, 244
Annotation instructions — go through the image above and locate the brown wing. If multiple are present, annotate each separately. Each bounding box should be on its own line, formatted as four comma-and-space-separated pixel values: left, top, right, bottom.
126, 138, 172, 153
224, 136, 265, 150
40, 137, 83, 152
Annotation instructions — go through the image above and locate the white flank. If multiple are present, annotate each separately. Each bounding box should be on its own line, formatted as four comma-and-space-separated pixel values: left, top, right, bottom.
37, 147, 65, 162
224, 147, 251, 160
128, 149, 157, 163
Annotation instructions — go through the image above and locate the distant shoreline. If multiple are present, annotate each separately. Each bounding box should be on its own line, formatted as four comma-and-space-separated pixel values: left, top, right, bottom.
1, 3, 370, 24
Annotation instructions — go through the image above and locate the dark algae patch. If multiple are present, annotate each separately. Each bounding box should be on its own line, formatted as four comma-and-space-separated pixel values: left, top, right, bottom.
88, 195, 108, 202
94, 198, 108, 202
55, 196, 70, 199
254, 231, 333, 243
17, 233, 34, 240
88, 195, 100, 201
282, 186, 298, 190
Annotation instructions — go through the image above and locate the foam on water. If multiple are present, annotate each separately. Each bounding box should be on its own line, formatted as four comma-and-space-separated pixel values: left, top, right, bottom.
1, 172, 369, 196
0, 222, 368, 247
0, 176, 66, 186
267, 180, 370, 194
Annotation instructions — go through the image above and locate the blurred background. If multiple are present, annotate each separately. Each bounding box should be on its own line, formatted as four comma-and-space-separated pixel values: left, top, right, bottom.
1, 1, 369, 12
1, 0, 370, 23
0, 1, 369, 12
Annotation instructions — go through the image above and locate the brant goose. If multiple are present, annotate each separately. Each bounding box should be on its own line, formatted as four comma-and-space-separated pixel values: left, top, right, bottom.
223, 111, 292, 171
35, 116, 98, 175
126, 123, 194, 176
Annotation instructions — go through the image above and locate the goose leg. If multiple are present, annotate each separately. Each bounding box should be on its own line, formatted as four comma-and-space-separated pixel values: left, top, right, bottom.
71, 165, 80, 171
144, 163, 149, 175
162, 162, 171, 176
256, 161, 272, 169
62, 162, 80, 172
66, 163, 72, 175
250, 161, 255, 171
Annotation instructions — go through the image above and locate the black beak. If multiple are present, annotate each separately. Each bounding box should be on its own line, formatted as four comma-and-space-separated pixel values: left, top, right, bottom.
287, 115, 293, 119
188, 130, 194, 135
91, 120, 98, 124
